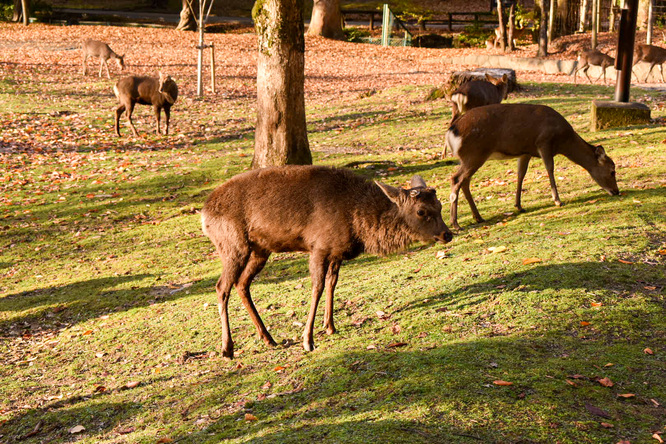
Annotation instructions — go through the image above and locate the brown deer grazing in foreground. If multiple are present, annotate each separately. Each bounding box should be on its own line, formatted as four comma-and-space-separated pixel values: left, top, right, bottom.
201, 166, 453, 358
633, 43, 666, 82
82, 39, 125, 79
443, 74, 510, 157
113, 73, 178, 137
446, 103, 619, 230
574, 49, 615, 84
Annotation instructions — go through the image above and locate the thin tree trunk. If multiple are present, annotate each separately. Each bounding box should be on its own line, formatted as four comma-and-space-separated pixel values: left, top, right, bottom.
21, 0, 29, 25
497, 2, 507, 52
308, 0, 344, 39
176, 0, 197, 31
252, 0, 311, 168
578, 0, 589, 32
508, 3, 516, 51
548, 0, 556, 43
12, 0, 21, 22
591, 0, 598, 48
537, 0, 549, 57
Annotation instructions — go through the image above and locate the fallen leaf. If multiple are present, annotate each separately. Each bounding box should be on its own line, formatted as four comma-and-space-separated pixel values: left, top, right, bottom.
654, 433, 664, 443
493, 380, 513, 386
644, 286, 657, 290
69, 425, 86, 434
522, 257, 542, 265
156, 438, 174, 444
82, 330, 93, 336
273, 366, 287, 372
604, 363, 614, 367
585, 403, 611, 418
598, 377, 614, 387
391, 323, 402, 334
601, 422, 614, 428
117, 426, 135, 434
580, 321, 591, 327
387, 342, 408, 348
591, 302, 603, 307
244, 413, 258, 421
565, 379, 577, 386
570, 374, 586, 379
124, 381, 140, 389
488, 245, 507, 254
261, 381, 272, 390
435, 250, 448, 259
658, 249, 666, 256
617, 393, 635, 398
651, 398, 661, 407
618, 259, 634, 264
644, 348, 654, 355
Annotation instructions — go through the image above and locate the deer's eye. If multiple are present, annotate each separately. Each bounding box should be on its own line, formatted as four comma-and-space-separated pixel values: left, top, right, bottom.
417, 209, 426, 217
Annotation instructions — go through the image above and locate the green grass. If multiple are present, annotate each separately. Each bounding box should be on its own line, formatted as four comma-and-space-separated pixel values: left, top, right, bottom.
1, 73, 665, 443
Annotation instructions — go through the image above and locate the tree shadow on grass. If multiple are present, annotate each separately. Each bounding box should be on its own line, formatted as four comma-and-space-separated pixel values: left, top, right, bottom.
170, 333, 664, 444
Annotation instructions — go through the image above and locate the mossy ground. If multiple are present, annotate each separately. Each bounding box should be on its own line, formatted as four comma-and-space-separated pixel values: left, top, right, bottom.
1, 33, 665, 443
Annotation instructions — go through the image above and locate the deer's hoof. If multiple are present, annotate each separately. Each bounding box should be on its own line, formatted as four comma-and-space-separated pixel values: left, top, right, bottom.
325, 326, 336, 336
221, 347, 234, 359
303, 340, 315, 352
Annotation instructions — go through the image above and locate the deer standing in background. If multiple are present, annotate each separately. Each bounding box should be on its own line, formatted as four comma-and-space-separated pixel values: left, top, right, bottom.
113, 73, 178, 137
82, 39, 125, 79
574, 49, 615, 84
442, 74, 510, 157
633, 44, 666, 82
446, 103, 619, 230
201, 166, 453, 358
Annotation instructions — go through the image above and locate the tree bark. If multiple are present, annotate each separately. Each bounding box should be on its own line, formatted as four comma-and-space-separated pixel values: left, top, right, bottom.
12, 0, 30, 25
578, 0, 588, 32
497, 2, 507, 52
637, 0, 650, 30
508, 3, 516, 51
252, 0, 312, 168
308, 0, 345, 40
176, 0, 197, 31
537, 0, 549, 57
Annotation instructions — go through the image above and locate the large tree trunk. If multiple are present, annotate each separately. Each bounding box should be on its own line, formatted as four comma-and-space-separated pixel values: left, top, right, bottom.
176, 0, 197, 31
252, 0, 312, 168
308, 0, 345, 39
537, 0, 549, 57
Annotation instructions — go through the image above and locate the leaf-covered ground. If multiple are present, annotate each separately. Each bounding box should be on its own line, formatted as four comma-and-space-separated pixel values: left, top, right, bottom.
1, 23, 665, 444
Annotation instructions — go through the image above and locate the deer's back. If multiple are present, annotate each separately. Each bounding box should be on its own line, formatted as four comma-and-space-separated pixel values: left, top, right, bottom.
83, 39, 111, 57
114, 76, 160, 102
202, 166, 386, 254
637, 44, 666, 62
449, 103, 579, 158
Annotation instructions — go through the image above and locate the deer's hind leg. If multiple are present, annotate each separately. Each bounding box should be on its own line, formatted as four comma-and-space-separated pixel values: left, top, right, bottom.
235, 249, 276, 347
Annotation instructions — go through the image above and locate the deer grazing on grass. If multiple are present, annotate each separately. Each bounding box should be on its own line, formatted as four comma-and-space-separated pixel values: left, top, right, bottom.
574, 49, 615, 84
113, 73, 178, 137
82, 39, 125, 79
201, 166, 453, 358
633, 44, 666, 83
446, 103, 620, 230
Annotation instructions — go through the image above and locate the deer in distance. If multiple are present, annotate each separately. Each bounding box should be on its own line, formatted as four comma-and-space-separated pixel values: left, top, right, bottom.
446, 103, 620, 230
201, 166, 453, 359
633, 43, 666, 82
573, 48, 615, 85
113, 73, 178, 137
82, 39, 125, 79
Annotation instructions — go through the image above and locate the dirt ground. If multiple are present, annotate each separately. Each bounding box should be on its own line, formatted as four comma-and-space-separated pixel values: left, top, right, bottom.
0, 23, 663, 105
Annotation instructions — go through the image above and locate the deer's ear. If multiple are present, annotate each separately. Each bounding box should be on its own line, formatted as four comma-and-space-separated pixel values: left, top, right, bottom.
501, 74, 508, 82
376, 181, 402, 203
